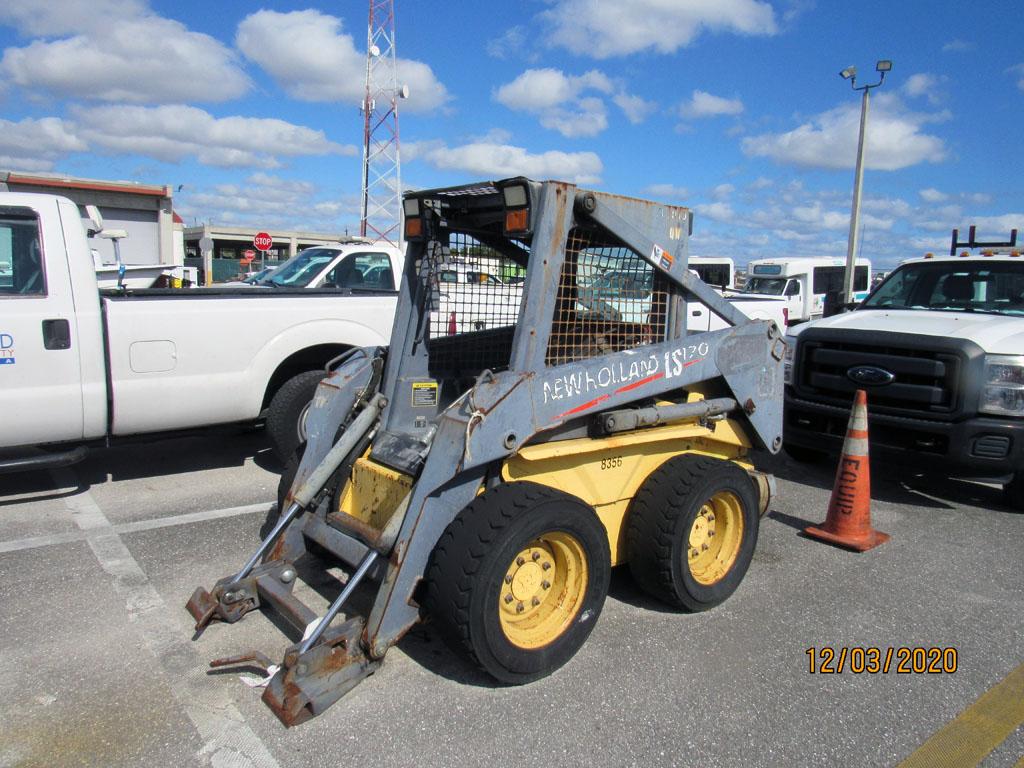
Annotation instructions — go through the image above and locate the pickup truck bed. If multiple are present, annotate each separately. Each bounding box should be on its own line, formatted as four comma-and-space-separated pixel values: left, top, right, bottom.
0, 192, 398, 469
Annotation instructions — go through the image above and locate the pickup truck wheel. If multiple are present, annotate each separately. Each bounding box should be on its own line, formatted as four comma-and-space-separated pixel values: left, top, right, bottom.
424, 482, 611, 684
783, 443, 826, 464
627, 455, 758, 611
1003, 472, 1024, 512
266, 371, 325, 462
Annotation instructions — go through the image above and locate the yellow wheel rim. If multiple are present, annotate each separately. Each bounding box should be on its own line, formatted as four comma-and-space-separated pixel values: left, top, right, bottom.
498, 532, 588, 650
686, 491, 744, 586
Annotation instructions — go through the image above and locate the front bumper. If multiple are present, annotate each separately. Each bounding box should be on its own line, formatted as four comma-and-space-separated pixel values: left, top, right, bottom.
784, 390, 1024, 480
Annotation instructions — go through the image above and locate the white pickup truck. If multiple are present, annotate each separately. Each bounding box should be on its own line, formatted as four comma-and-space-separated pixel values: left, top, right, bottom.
0, 193, 400, 471
783, 250, 1024, 508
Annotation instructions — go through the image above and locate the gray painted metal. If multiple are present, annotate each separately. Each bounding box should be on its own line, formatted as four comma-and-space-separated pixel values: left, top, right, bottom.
186, 177, 785, 725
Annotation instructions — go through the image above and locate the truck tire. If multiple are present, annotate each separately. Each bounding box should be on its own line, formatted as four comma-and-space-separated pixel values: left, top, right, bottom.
424, 481, 611, 685
627, 454, 758, 611
266, 370, 325, 462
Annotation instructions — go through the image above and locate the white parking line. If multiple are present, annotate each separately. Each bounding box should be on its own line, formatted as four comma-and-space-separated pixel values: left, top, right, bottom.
51, 469, 281, 768
0, 501, 272, 554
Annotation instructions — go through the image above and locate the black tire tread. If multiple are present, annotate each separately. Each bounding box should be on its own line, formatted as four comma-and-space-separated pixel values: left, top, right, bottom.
627, 454, 755, 609
266, 370, 324, 461
424, 481, 606, 679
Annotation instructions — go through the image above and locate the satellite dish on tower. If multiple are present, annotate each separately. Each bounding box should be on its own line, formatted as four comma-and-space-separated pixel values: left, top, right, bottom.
369, 44, 380, 57
398, 84, 409, 99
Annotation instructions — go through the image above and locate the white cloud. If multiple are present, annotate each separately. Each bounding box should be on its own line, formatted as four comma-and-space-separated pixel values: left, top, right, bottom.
0, 0, 146, 37
495, 67, 652, 137
942, 39, 974, 52
902, 73, 945, 105
792, 202, 848, 230
643, 183, 690, 199
408, 140, 603, 184
236, 10, 448, 113
543, 0, 777, 58
697, 202, 736, 223
741, 94, 948, 170
486, 26, 536, 61
711, 183, 735, 201
679, 90, 744, 119
613, 92, 658, 124
862, 196, 912, 219
966, 192, 992, 205
954, 214, 1024, 235
919, 188, 948, 203
0, 2, 249, 103
1010, 64, 1024, 92
0, 116, 86, 155
179, 173, 358, 231
495, 68, 612, 111
73, 105, 354, 169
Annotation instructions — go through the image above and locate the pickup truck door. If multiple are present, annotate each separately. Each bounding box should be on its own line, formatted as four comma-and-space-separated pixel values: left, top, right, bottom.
0, 201, 86, 446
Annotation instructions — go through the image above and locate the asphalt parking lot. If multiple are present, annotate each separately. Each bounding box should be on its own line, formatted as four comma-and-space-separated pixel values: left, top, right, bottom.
0, 431, 1021, 768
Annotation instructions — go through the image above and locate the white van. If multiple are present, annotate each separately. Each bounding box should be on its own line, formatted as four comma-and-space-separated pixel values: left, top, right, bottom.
739, 257, 871, 324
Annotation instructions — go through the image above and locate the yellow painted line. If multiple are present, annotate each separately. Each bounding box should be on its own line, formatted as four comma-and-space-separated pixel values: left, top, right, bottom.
898, 662, 1024, 768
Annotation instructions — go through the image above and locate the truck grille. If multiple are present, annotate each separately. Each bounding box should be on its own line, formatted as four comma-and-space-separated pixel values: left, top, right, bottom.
797, 339, 961, 415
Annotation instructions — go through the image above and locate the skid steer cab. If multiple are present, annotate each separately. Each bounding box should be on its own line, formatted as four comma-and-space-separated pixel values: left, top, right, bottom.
187, 178, 785, 726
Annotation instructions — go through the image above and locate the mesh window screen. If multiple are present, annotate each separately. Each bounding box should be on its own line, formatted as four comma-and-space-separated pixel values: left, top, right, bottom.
423, 232, 527, 376
546, 227, 669, 366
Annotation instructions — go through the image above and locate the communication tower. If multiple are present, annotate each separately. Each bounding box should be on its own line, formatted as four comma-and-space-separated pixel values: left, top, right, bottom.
359, 0, 407, 246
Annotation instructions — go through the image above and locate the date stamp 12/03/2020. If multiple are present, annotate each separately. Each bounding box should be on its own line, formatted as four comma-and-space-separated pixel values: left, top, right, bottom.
806, 647, 958, 674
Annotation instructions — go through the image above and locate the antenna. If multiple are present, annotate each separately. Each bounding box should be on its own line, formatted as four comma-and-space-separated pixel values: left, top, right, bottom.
359, 0, 407, 247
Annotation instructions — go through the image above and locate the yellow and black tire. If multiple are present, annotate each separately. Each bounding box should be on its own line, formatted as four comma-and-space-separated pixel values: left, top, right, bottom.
627, 454, 758, 611
424, 481, 610, 684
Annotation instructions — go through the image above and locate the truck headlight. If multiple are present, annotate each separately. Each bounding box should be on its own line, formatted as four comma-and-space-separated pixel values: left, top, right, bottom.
980, 355, 1024, 417
783, 337, 796, 385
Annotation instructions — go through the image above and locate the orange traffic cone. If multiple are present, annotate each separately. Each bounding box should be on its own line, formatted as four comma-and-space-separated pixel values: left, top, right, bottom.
803, 389, 890, 552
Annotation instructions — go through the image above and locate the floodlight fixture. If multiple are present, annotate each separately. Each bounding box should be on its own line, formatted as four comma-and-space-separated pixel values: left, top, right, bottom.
875, 60, 893, 72
839, 66, 857, 80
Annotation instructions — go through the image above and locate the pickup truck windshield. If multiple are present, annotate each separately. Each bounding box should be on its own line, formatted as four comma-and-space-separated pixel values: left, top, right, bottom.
862, 260, 1024, 316
265, 248, 342, 287
742, 277, 787, 295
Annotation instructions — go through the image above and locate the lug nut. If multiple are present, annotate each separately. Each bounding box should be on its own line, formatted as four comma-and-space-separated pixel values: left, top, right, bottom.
516, 556, 526, 566
541, 580, 551, 590
532, 551, 541, 561
706, 514, 715, 522
504, 575, 513, 584
691, 548, 699, 558
708, 530, 715, 537
504, 594, 514, 604
516, 602, 525, 613
701, 543, 709, 551
532, 597, 541, 606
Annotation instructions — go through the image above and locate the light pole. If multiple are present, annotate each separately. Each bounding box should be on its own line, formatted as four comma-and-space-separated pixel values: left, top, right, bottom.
840, 59, 892, 305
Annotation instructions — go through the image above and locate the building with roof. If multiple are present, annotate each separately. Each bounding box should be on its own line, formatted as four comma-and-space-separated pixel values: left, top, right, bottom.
0, 171, 177, 265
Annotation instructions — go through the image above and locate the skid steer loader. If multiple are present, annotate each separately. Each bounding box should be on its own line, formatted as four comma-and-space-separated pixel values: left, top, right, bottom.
187, 178, 785, 726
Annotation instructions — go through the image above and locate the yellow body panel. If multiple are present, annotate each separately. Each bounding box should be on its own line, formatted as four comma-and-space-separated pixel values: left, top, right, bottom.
336, 456, 413, 529
503, 417, 752, 565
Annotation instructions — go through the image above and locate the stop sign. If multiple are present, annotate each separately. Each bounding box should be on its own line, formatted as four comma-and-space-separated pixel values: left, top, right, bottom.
253, 232, 273, 251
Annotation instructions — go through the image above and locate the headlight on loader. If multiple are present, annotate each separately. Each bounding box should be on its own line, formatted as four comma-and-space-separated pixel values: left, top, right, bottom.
980, 354, 1024, 417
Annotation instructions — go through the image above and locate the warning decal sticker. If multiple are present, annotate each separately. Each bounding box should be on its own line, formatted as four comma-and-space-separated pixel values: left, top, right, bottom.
411, 381, 439, 407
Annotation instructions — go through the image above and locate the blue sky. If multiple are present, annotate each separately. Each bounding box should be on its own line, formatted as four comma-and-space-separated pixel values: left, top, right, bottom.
1, 0, 1022, 268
